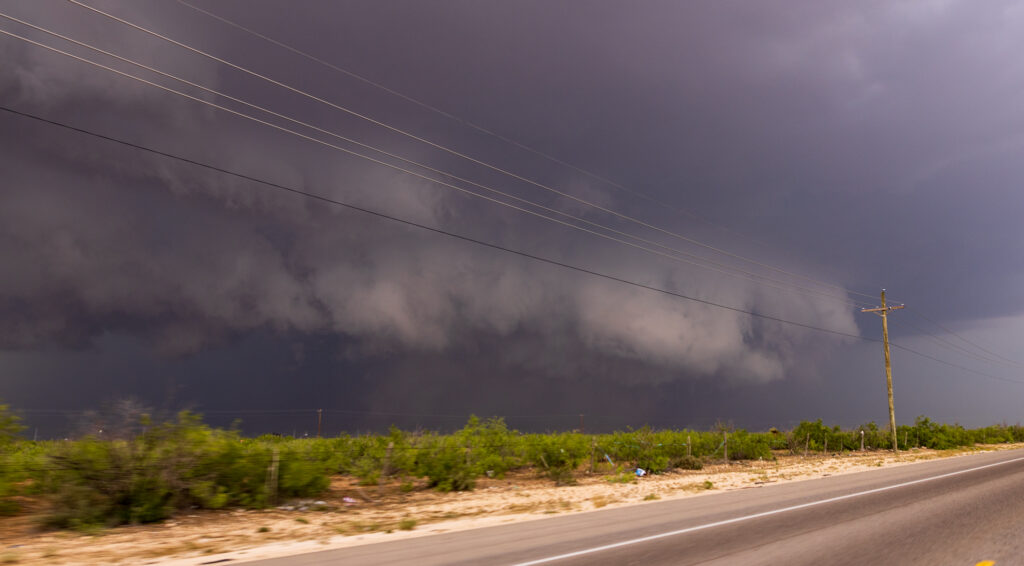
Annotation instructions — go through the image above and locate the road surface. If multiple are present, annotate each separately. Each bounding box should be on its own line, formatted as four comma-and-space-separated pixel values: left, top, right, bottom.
246, 448, 1024, 565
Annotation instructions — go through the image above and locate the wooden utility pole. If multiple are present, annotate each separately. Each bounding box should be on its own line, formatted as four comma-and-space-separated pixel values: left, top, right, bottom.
316, 408, 323, 438
861, 290, 904, 452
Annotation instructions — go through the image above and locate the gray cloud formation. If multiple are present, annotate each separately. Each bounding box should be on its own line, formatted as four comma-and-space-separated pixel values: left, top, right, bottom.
3, 1, 1024, 433
0, 1, 858, 383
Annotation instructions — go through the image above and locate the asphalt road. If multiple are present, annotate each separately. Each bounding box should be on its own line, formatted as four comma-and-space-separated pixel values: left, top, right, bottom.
246, 449, 1024, 565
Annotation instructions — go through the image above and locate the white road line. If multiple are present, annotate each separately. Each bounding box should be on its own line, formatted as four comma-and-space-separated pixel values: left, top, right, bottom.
512, 454, 1024, 565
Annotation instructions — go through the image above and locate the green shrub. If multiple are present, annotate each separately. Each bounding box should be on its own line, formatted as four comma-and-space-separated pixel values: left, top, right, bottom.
40, 412, 328, 528
724, 430, 773, 461
0, 402, 24, 446
525, 433, 588, 485
669, 455, 703, 470
333, 428, 416, 485
455, 416, 522, 478
278, 447, 331, 498
414, 435, 475, 492
7, 398, 1024, 530
43, 437, 172, 529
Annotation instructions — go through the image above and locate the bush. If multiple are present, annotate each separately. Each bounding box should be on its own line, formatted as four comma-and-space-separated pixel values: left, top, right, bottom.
43, 437, 173, 529
669, 455, 703, 470
724, 430, 773, 461
0, 402, 24, 446
414, 435, 475, 492
41, 412, 329, 529
455, 416, 522, 478
278, 445, 331, 498
7, 399, 1024, 530
332, 427, 418, 485
525, 433, 588, 485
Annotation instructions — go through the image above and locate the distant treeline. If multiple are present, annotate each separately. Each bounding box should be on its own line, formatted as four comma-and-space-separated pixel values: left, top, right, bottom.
1, 401, 1022, 530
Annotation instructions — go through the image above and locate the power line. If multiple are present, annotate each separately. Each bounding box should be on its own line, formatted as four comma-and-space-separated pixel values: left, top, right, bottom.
171, 0, 831, 267
65, 0, 884, 304
888, 315, 1024, 370
889, 342, 1024, 386
2, 35, 1018, 388
11, 407, 584, 420
0, 20, 870, 309
905, 307, 1024, 368
170, 0, 661, 209
4, 104, 1022, 389
0, 104, 874, 344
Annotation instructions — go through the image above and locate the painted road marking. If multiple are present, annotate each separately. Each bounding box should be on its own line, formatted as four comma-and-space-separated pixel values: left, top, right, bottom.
513, 455, 1024, 565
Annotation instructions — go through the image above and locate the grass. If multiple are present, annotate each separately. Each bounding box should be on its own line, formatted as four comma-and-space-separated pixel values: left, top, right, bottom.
643, 493, 660, 501
398, 518, 417, 531
505, 502, 543, 513
335, 521, 383, 535
606, 472, 636, 484
295, 517, 309, 524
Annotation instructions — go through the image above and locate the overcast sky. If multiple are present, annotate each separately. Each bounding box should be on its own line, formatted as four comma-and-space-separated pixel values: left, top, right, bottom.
3, 0, 1024, 437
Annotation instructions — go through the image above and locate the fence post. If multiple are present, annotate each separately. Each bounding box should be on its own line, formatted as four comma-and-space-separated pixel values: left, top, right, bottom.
687, 435, 692, 458
724, 430, 728, 463
804, 433, 810, 458
267, 447, 280, 505
589, 437, 596, 474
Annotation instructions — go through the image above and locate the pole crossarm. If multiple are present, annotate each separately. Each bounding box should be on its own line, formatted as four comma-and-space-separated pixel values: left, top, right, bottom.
861, 305, 905, 314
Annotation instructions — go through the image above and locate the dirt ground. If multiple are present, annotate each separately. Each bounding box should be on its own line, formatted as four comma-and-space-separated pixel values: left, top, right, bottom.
1, 444, 1019, 565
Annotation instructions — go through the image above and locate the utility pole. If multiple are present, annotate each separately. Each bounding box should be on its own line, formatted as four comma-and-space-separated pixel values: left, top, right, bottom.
861, 290, 904, 452
316, 408, 323, 438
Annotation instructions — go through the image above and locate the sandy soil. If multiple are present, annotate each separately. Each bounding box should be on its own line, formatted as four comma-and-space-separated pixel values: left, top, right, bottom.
1, 444, 1020, 565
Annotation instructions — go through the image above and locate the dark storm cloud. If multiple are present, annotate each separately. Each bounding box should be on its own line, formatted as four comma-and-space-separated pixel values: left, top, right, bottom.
2, 0, 1023, 432
215, 0, 1024, 320
0, 0, 859, 378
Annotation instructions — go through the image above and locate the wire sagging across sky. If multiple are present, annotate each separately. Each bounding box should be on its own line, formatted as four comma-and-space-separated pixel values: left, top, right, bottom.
4, 103, 1024, 390
3, 3, 1022, 393
63, 0, 887, 306
0, 15, 875, 310
0, 104, 872, 343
